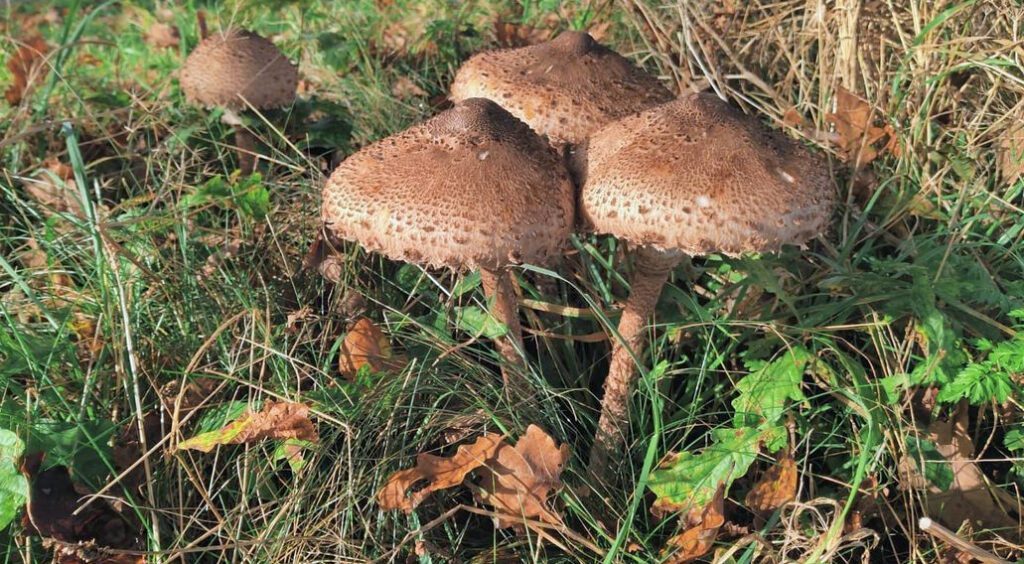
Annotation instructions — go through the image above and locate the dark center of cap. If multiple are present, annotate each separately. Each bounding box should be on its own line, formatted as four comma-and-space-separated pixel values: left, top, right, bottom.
427, 98, 522, 139
548, 31, 597, 56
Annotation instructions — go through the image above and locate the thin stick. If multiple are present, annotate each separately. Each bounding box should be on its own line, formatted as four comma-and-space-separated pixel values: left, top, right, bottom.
918, 517, 1012, 564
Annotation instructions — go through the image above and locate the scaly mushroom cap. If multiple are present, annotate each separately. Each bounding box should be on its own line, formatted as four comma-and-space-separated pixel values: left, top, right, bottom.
180, 29, 297, 110
321, 98, 575, 271
579, 92, 835, 255
450, 31, 674, 145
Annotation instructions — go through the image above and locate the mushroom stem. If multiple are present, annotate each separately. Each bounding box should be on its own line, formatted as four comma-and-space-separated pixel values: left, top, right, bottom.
588, 245, 680, 487
234, 128, 259, 175
479, 267, 527, 385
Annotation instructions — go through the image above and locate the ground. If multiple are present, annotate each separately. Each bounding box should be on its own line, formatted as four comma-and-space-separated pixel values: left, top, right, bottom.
1, 0, 1023, 562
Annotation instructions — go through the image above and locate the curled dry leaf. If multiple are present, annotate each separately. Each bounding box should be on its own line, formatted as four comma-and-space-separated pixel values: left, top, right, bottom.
377, 433, 503, 512
176, 401, 318, 453
21, 158, 84, 217
664, 484, 726, 563
998, 118, 1024, 187
918, 403, 1021, 539
744, 453, 798, 513
391, 76, 428, 99
826, 87, 898, 165
145, 22, 180, 49
338, 317, 405, 379
22, 455, 142, 556
475, 424, 569, 528
5, 35, 49, 105
378, 425, 570, 529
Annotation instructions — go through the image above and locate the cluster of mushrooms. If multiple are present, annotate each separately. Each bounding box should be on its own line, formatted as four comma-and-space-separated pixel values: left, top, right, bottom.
180, 29, 834, 485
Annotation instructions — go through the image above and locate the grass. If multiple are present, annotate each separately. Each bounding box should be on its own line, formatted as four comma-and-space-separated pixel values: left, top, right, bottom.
2, 0, 1023, 562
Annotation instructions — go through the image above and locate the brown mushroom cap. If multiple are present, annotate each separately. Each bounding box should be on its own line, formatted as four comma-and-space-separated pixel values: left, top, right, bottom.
579, 92, 835, 256
180, 29, 298, 110
321, 98, 575, 271
450, 31, 674, 145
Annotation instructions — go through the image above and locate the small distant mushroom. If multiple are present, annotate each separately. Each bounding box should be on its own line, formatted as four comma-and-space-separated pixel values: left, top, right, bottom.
450, 31, 673, 148
321, 98, 574, 391
577, 92, 835, 485
180, 28, 298, 174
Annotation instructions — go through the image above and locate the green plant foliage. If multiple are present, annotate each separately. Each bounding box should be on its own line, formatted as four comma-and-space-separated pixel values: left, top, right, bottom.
905, 436, 954, 490
648, 426, 766, 514
24, 420, 118, 490
0, 430, 28, 531
454, 306, 508, 339
732, 347, 811, 428
937, 317, 1024, 405
181, 173, 270, 220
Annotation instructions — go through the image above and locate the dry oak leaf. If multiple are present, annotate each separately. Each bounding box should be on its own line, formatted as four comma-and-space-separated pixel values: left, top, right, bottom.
21, 157, 84, 216
144, 22, 180, 49
176, 401, 318, 453
338, 317, 405, 379
920, 403, 1021, 539
5, 35, 49, 105
999, 118, 1024, 187
377, 433, 503, 512
664, 484, 726, 563
744, 453, 798, 513
826, 86, 898, 165
475, 424, 569, 528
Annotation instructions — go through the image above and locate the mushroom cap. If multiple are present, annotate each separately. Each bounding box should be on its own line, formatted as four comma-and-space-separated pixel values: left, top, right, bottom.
450, 31, 674, 145
578, 92, 835, 256
180, 29, 298, 110
321, 98, 575, 271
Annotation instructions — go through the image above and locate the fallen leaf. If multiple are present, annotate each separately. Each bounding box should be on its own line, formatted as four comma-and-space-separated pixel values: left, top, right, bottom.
20, 158, 84, 216
913, 403, 1020, 538
176, 401, 318, 453
22, 456, 141, 555
998, 118, 1024, 187
338, 317, 405, 379
144, 22, 180, 49
782, 106, 809, 129
664, 485, 726, 563
377, 433, 503, 512
5, 35, 49, 105
474, 424, 569, 528
493, 19, 556, 48
826, 86, 897, 165
744, 453, 798, 513
112, 412, 166, 490
391, 76, 427, 99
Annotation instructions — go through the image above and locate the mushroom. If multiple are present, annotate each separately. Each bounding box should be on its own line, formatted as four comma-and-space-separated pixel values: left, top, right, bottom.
450, 31, 673, 148
180, 28, 298, 174
321, 98, 574, 390
577, 92, 835, 484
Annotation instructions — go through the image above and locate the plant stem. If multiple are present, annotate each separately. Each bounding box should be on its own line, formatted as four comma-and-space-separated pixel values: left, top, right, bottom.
587, 246, 679, 487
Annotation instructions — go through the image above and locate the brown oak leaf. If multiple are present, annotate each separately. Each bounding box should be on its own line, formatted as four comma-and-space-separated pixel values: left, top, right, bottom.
744, 453, 798, 513
144, 22, 180, 49
5, 35, 49, 105
176, 401, 318, 453
826, 86, 898, 165
475, 424, 569, 528
664, 484, 726, 563
338, 317, 405, 379
377, 433, 504, 512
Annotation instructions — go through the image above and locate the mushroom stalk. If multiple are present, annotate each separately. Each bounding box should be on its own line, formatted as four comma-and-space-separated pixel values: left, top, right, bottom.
479, 267, 527, 386
588, 245, 680, 487
234, 128, 258, 175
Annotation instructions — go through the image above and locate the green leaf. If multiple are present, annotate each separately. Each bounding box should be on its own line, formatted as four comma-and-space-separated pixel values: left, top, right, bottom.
25, 420, 117, 490
733, 347, 811, 427
273, 438, 316, 473
0, 430, 28, 531
906, 436, 954, 490
192, 401, 251, 434
648, 426, 765, 515
454, 306, 508, 339
937, 363, 1014, 405
1004, 429, 1024, 452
